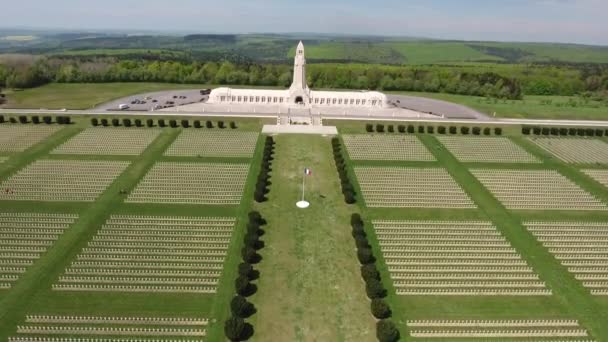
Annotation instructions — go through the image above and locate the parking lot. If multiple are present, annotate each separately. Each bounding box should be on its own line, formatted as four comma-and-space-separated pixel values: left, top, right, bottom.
93, 89, 210, 111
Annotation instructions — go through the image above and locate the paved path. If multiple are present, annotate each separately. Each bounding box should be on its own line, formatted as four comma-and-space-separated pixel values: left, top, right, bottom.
262, 125, 338, 135
3, 108, 608, 127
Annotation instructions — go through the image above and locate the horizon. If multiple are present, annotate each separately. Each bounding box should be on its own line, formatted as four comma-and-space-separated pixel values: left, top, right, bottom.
0, 0, 607, 46
2, 26, 608, 48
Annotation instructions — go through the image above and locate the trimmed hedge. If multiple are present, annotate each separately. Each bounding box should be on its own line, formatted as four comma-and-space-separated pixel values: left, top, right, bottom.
254, 136, 275, 203
332, 137, 356, 204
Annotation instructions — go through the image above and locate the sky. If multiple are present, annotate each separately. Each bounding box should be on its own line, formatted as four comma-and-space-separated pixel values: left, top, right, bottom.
1, 0, 607, 45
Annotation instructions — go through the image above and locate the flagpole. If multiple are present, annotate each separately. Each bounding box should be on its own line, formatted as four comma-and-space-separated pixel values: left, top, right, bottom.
301, 171, 306, 201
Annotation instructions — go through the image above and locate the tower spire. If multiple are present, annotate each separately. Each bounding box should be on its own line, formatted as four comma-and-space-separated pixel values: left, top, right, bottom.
290, 41, 308, 91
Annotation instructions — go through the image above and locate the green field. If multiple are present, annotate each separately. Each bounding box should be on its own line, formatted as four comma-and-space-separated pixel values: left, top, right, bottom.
287, 40, 608, 64
393, 91, 608, 120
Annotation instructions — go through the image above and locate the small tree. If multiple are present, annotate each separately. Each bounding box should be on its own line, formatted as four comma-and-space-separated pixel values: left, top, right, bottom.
123, 118, 132, 127
494, 127, 502, 136
231, 295, 255, 318
91, 118, 99, 126
218, 121, 225, 129
158, 119, 166, 128
0, 115, 4, 123
438, 126, 446, 134
559, 127, 568, 136
32, 116, 40, 124
18, 116, 28, 124
550, 127, 559, 136
483, 127, 491, 135
230, 121, 237, 129
146, 119, 154, 127
522, 127, 531, 135
43, 116, 53, 124
376, 124, 385, 133
418, 126, 425, 134
206, 120, 213, 128
344, 190, 356, 204
9, 117, 17, 124
361, 264, 380, 281
387, 125, 394, 133
371, 298, 391, 319
241, 246, 258, 263
194, 120, 201, 128
238, 262, 254, 279
111, 118, 120, 127
541, 127, 550, 135
569, 127, 577, 136
366, 278, 387, 299
596, 129, 604, 137
181, 119, 190, 128
134, 119, 142, 127
357, 248, 375, 264
169, 119, 178, 128
449, 126, 457, 134
224, 316, 245, 342
101, 118, 109, 126
366, 124, 374, 132
472, 127, 481, 135
235, 276, 252, 296
460, 126, 470, 135
376, 320, 399, 342
397, 125, 405, 133
407, 125, 415, 134
586, 128, 595, 136
532, 127, 541, 135
427, 126, 434, 134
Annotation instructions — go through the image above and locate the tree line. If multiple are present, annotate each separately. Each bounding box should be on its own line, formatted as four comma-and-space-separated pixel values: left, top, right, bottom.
1, 55, 608, 100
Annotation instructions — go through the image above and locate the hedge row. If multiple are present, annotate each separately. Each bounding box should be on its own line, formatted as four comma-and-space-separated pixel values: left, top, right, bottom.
332, 137, 356, 204
254, 137, 275, 203
366, 123, 502, 136
0, 115, 72, 125
224, 211, 266, 341
522, 125, 607, 137
91, 117, 237, 129
351, 214, 399, 342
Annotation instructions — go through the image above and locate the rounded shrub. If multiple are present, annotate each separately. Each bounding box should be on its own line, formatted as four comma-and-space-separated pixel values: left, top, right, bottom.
376, 319, 399, 342
231, 295, 255, 318
235, 276, 251, 296
366, 278, 387, 299
224, 316, 245, 341
238, 262, 254, 279
371, 298, 391, 319
357, 248, 375, 264
361, 264, 380, 281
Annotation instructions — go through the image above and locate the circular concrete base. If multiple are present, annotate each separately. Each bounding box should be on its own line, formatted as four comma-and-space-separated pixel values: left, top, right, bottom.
296, 201, 310, 209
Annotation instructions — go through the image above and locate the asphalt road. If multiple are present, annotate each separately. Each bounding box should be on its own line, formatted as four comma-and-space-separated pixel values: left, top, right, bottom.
387, 95, 489, 120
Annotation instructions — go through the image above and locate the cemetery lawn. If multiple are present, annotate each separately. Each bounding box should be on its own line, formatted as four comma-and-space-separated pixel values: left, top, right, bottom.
250, 135, 376, 342
340, 129, 608, 341
0, 120, 265, 341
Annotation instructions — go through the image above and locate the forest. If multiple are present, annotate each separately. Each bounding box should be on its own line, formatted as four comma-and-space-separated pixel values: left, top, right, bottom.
1, 55, 607, 101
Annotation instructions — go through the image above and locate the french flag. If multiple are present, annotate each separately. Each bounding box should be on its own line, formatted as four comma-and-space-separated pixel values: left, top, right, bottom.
304, 168, 312, 176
